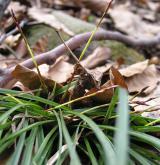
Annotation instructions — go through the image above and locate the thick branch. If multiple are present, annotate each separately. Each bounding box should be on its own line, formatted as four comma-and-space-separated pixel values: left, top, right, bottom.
1, 30, 160, 88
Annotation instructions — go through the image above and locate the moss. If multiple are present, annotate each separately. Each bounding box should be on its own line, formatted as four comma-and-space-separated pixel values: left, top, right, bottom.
107, 41, 145, 64
24, 24, 69, 51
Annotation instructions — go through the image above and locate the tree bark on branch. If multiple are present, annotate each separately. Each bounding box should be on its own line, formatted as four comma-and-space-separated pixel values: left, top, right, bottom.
0, 30, 160, 88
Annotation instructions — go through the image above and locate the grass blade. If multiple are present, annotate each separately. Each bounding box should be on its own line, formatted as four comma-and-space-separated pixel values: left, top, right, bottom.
129, 149, 151, 165
104, 88, 118, 124
0, 120, 53, 145
0, 104, 24, 123
67, 111, 116, 165
130, 131, 160, 150
60, 111, 81, 165
7, 120, 28, 165
53, 111, 63, 165
79, 0, 113, 60
35, 126, 44, 152
22, 127, 37, 165
84, 138, 98, 165
0, 89, 70, 111
38, 134, 56, 165
0, 139, 14, 154
33, 126, 57, 163
114, 88, 129, 165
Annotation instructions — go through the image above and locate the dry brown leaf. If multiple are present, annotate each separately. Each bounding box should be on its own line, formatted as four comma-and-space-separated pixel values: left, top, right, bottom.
110, 67, 128, 89
118, 60, 160, 94
85, 67, 127, 103
109, 4, 160, 37
12, 65, 62, 91
131, 96, 160, 118
132, 0, 149, 7
12, 82, 32, 93
48, 58, 74, 83
125, 64, 160, 94
88, 62, 113, 81
33, 64, 49, 77
142, 110, 160, 119
119, 60, 149, 77
28, 7, 74, 36
85, 80, 115, 103
81, 47, 111, 69
130, 83, 160, 118
70, 62, 105, 104
86, 68, 104, 85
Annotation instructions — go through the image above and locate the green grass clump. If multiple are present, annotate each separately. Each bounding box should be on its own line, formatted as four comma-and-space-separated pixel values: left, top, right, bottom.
0, 88, 159, 165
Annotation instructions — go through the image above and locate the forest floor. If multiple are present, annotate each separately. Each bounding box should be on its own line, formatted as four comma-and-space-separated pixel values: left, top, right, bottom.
0, 0, 160, 164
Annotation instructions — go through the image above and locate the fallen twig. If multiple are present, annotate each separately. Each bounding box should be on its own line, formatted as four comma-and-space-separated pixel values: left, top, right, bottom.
0, 30, 160, 88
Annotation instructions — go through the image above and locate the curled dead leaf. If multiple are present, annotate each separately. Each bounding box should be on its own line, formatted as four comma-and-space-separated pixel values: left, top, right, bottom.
119, 60, 149, 77
124, 64, 160, 94
12, 81, 32, 93
81, 47, 111, 69
48, 58, 74, 83
12, 65, 62, 91
110, 66, 128, 89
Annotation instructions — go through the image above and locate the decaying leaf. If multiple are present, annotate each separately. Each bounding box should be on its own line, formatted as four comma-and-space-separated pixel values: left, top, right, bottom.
110, 66, 128, 89
109, 4, 160, 37
122, 64, 160, 94
130, 83, 160, 118
71, 63, 99, 101
81, 47, 111, 69
86, 68, 104, 86
12, 81, 32, 93
85, 67, 127, 103
85, 80, 115, 103
119, 60, 149, 77
0, 55, 9, 70
12, 65, 62, 91
48, 57, 74, 83
28, 7, 74, 36
33, 64, 49, 77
